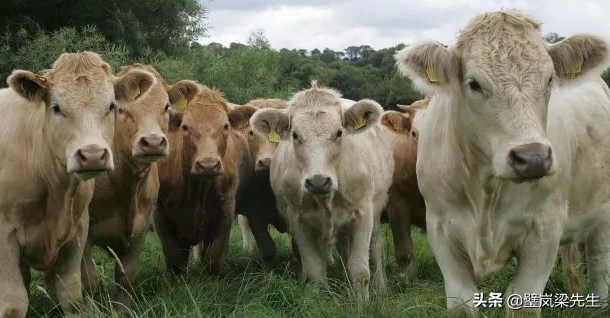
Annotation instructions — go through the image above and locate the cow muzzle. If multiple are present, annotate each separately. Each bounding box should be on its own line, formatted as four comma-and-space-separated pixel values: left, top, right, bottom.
507, 142, 553, 181
304, 174, 333, 195
70, 144, 113, 180
134, 133, 169, 163
255, 158, 272, 172
192, 157, 223, 176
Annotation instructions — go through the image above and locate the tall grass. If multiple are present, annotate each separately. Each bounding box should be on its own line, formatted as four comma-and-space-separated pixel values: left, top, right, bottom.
26, 226, 609, 318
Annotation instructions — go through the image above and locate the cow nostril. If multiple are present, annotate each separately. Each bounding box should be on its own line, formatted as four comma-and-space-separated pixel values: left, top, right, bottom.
322, 177, 331, 187
160, 137, 167, 146
140, 137, 150, 147
509, 150, 528, 166
77, 150, 87, 163
100, 149, 108, 161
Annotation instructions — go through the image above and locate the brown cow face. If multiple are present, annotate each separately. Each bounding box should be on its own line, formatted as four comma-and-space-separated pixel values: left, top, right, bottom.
167, 81, 249, 177
7, 52, 155, 181
114, 69, 170, 164
232, 106, 278, 172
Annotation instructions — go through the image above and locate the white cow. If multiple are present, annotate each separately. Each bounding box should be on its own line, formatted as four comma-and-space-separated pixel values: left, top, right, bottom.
250, 81, 394, 297
395, 9, 610, 317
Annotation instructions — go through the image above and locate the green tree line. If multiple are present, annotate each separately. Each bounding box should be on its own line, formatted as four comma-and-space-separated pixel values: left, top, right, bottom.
2, 1, 609, 109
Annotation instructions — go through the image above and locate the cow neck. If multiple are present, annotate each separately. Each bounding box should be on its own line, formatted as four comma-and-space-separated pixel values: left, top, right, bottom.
35, 119, 85, 248
450, 95, 505, 259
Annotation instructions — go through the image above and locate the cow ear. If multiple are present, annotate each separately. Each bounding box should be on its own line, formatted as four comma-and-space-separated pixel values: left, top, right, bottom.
167, 80, 199, 112
380, 111, 412, 135
114, 69, 155, 103
228, 105, 258, 129
547, 34, 610, 82
168, 109, 183, 132
8, 70, 48, 102
250, 108, 290, 142
343, 99, 383, 134
394, 41, 460, 94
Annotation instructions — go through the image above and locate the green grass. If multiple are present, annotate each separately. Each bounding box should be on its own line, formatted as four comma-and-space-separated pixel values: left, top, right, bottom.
26, 226, 608, 318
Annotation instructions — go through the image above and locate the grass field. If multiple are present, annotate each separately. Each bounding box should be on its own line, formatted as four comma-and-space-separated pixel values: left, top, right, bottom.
26, 225, 609, 318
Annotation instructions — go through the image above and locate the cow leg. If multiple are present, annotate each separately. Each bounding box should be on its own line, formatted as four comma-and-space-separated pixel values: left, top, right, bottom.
237, 215, 254, 253
80, 240, 98, 296
0, 230, 29, 318
347, 204, 374, 299
507, 225, 562, 318
387, 197, 413, 280
369, 217, 387, 296
203, 208, 233, 275
337, 230, 351, 273
154, 212, 189, 275
585, 214, 610, 305
45, 212, 89, 315
427, 214, 477, 316
248, 214, 276, 269
290, 216, 327, 285
113, 231, 146, 316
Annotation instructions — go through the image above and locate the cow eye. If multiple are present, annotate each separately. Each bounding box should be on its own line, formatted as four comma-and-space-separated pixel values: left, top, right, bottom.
548, 77, 553, 86
292, 132, 299, 141
164, 104, 170, 112
181, 124, 189, 131
51, 104, 62, 115
109, 102, 116, 112
468, 80, 482, 92
224, 123, 229, 130
336, 129, 343, 138
249, 130, 254, 136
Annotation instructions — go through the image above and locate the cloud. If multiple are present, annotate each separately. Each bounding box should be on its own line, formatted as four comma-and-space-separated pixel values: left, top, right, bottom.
199, 0, 610, 51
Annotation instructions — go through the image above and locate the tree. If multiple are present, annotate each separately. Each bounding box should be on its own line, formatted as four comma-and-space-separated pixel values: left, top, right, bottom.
0, 0, 208, 56
544, 32, 564, 44
247, 28, 271, 50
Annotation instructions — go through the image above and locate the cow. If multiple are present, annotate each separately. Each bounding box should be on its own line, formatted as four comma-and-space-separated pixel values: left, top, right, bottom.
249, 81, 394, 297
81, 64, 170, 315
226, 99, 290, 268
0, 51, 154, 318
154, 81, 252, 275
394, 9, 610, 317
378, 97, 430, 279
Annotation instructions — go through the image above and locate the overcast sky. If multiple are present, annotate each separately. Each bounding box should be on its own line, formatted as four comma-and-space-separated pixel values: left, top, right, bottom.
199, 0, 610, 51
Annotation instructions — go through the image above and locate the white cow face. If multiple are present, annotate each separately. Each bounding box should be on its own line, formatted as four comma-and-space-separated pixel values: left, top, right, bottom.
250, 84, 383, 195
395, 10, 610, 182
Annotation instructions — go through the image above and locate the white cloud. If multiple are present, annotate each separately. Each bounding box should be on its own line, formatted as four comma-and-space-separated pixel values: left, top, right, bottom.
199, 0, 610, 51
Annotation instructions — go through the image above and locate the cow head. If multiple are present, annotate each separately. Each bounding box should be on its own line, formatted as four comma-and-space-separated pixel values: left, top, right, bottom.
167, 81, 250, 177
250, 81, 383, 195
394, 9, 610, 182
113, 64, 170, 165
7, 51, 155, 181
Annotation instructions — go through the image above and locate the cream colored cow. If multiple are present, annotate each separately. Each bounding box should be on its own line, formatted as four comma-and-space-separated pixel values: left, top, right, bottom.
250, 81, 394, 297
0, 52, 154, 318
395, 9, 610, 317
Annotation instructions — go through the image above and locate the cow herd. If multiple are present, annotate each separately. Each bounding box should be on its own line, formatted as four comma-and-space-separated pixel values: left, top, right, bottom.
1, 9, 610, 318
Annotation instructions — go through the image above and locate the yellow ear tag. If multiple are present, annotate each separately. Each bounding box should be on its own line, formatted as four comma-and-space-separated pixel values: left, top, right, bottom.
571, 62, 582, 74
173, 97, 188, 112
128, 86, 141, 101
426, 66, 440, 83
268, 130, 281, 143
354, 118, 367, 130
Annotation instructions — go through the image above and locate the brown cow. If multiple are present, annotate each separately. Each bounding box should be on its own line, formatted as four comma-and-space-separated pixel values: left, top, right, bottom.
228, 99, 290, 268
82, 64, 170, 314
0, 52, 153, 318
154, 81, 253, 275
379, 97, 430, 279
